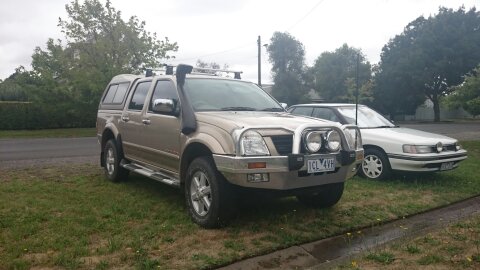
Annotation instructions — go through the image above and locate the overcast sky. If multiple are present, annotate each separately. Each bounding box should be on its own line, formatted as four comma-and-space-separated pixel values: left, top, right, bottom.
0, 0, 477, 83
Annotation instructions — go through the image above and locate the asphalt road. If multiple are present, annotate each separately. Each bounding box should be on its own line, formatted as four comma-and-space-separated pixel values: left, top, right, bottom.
0, 137, 99, 169
1, 121, 478, 169
401, 121, 480, 141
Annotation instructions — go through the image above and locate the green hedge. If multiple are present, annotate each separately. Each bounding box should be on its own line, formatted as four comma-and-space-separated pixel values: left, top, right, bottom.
0, 102, 96, 130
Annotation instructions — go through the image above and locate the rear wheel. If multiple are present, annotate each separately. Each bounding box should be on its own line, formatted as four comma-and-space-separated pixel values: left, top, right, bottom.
360, 148, 391, 180
103, 139, 129, 182
185, 156, 236, 228
296, 183, 344, 208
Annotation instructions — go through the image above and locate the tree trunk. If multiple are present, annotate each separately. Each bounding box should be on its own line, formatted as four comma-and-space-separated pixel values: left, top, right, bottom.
432, 94, 440, 122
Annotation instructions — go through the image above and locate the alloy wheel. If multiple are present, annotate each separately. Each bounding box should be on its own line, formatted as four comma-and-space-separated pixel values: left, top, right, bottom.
189, 171, 212, 216
106, 147, 115, 175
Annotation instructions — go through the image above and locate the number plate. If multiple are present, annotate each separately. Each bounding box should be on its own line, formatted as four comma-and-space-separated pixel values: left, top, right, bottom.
440, 162, 454, 171
307, 158, 336, 173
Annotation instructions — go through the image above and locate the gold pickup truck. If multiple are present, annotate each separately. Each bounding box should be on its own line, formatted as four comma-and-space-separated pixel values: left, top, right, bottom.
96, 64, 364, 228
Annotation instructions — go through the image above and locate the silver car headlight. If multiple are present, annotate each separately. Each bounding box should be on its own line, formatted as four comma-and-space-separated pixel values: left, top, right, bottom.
240, 130, 270, 156
325, 130, 341, 152
304, 131, 322, 153
402, 145, 433, 154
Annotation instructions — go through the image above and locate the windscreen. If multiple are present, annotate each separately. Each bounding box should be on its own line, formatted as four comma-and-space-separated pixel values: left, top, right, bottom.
337, 106, 395, 128
183, 78, 283, 112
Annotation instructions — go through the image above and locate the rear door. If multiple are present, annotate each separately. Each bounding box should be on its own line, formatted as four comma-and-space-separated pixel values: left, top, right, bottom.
119, 79, 152, 161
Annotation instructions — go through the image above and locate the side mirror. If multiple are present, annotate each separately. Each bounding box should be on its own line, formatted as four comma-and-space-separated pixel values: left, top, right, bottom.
280, 103, 288, 109
152, 98, 178, 115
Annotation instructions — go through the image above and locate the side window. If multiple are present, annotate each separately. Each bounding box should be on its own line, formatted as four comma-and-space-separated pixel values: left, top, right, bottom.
112, 83, 129, 104
312, 108, 340, 122
149, 80, 179, 112
290, 107, 313, 117
103, 84, 118, 103
128, 81, 151, 111
102, 83, 130, 104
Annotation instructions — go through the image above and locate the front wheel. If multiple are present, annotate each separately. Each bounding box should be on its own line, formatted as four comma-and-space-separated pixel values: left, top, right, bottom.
296, 183, 344, 208
185, 157, 236, 228
359, 148, 391, 180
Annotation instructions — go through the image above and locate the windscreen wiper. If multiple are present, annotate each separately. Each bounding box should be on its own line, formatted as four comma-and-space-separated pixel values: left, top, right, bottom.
220, 107, 256, 111
261, 107, 284, 112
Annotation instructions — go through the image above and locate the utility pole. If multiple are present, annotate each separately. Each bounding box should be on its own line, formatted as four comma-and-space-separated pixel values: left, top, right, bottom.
355, 53, 360, 125
257, 35, 261, 86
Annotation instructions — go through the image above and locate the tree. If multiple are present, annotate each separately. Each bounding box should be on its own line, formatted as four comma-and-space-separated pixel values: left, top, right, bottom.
375, 7, 480, 121
6, 0, 178, 128
267, 32, 309, 105
195, 60, 230, 76
446, 65, 480, 117
0, 67, 30, 101
310, 44, 372, 103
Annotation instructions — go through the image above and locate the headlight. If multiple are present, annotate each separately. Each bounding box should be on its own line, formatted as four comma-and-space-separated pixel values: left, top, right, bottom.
402, 145, 433, 154
325, 130, 341, 152
240, 130, 270, 156
304, 131, 322, 153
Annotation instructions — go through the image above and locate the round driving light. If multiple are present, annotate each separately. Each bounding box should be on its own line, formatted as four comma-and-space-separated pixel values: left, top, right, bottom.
436, 142, 443, 153
325, 130, 341, 152
304, 131, 322, 153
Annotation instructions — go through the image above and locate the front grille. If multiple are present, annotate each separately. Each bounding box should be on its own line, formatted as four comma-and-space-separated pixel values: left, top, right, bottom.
271, 135, 293, 155
443, 144, 456, 151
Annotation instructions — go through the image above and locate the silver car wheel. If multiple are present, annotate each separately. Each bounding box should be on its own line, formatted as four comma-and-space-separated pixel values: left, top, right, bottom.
362, 154, 383, 179
190, 171, 212, 217
106, 147, 115, 175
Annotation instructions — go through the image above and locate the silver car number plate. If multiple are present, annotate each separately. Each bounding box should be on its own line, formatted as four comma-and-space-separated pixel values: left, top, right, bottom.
307, 158, 336, 173
440, 162, 454, 171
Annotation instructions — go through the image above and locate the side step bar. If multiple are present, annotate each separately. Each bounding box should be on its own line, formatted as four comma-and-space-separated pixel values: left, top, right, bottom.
121, 161, 180, 188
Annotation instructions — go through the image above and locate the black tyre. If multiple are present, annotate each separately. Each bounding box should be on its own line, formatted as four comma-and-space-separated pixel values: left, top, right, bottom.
296, 182, 344, 208
185, 156, 236, 228
359, 148, 391, 180
103, 139, 129, 182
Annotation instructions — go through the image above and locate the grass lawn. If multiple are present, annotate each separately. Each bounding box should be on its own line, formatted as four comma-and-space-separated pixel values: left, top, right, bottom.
0, 141, 479, 269
338, 215, 480, 269
0, 128, 96, 139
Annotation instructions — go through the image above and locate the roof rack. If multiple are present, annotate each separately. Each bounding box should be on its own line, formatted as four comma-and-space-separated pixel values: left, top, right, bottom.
145, 64, 242, 79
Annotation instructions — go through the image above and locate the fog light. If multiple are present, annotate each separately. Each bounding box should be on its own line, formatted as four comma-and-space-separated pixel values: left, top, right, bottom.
436, 142, 443, 153
247, 173, 269, 183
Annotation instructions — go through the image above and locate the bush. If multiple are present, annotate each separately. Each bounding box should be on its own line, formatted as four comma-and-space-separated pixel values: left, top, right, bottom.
0, 101, 95, 130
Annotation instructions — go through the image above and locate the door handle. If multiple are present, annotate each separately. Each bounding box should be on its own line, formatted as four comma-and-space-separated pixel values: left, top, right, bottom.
121, 115, 130, 122
142, 119, 151, 125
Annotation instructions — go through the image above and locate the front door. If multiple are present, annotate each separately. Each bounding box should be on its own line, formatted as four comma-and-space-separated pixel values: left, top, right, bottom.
142, 79, 181, 173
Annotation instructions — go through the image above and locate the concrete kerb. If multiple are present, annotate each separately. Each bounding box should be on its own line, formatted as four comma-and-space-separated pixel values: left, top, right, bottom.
218, 196, 480, 270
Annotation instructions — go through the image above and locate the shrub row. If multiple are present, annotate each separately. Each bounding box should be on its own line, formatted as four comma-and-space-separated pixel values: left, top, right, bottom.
0, 102, 96, 130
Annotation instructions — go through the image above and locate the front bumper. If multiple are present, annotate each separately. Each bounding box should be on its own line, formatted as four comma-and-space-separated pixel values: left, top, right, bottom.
388, 150, 467, 172
213, 149, 364, 190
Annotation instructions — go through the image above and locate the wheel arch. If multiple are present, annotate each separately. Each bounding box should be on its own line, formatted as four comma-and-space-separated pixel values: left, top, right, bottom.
180, 142, 213, 184
100, 127, 123, 167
